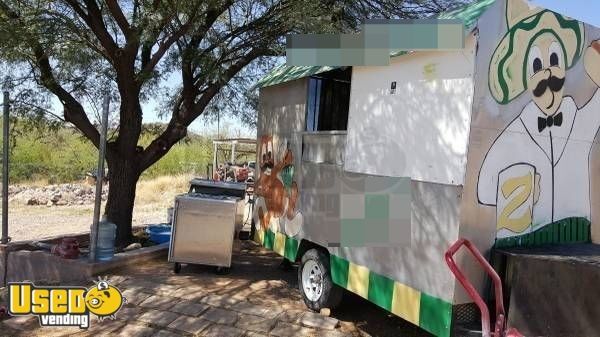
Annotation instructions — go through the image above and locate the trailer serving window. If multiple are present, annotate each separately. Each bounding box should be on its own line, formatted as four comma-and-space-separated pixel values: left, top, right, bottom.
305, 68, 351, 132
302, 68, 351, 165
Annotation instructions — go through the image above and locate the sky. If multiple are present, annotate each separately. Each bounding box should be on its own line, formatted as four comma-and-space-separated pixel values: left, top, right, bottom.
142, 0, 600, 137
140, 71, 258, 137
532, 0, 600, 27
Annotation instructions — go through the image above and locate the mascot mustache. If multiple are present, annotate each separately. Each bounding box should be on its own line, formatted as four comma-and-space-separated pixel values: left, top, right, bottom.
533, 75, 565, 97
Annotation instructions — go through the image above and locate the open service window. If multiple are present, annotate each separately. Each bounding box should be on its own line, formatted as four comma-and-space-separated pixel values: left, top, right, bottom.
305, 68, 351, 132
302, 68, 351, 165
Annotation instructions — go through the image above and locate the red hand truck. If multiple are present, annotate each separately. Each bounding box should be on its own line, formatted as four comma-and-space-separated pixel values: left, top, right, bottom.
445, 238, 524, 337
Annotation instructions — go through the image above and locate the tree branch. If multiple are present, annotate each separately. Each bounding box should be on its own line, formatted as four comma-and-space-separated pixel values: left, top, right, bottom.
138, 46, 266, 171
0, 0, 101, 147
106, 0, 131, 38
138, 1, 231, 81
64, 0, 119, 59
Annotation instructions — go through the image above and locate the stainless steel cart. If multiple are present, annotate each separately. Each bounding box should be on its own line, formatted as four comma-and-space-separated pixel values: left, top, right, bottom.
169, 192, 242, 273
188, 179, 248, 233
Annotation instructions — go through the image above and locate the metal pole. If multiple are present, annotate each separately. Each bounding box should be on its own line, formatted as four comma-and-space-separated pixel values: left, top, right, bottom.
1, 91, 9, 244
212, 142, 217, 178
89, 95, 110, 261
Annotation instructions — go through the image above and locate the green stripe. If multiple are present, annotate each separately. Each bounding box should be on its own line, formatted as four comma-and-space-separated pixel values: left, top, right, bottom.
330, 254, 452, 337
419, 293, 452, 337
330, 255, 349, 288
495, 217, 591, 248
264, 229, 275, 250
284, 236, 299, 261
255, 229, 299, 262
367, 272, 394, 311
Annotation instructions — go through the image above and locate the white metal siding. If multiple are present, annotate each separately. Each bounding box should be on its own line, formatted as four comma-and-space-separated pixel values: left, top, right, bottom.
344, 34, 476, 185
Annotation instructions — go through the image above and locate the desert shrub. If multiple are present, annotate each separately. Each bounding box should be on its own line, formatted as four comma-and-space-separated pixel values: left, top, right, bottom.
2, 120, 239, 183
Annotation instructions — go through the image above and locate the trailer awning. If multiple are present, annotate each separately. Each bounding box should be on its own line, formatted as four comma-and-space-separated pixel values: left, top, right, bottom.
437, 0, 495, 30
254, 65, 338, 89
256, 0, 496, 88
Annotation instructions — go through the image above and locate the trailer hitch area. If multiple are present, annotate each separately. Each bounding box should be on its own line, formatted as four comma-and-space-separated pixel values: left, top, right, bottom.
445, 238, 524, 337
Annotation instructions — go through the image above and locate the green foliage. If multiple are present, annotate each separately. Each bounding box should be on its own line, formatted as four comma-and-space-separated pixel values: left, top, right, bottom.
5, 124, 97, 183
3, 121, 221, 183
139, 133, 214, 179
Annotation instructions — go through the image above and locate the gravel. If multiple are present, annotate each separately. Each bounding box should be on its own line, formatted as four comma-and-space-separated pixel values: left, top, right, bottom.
7, 183, 108, 207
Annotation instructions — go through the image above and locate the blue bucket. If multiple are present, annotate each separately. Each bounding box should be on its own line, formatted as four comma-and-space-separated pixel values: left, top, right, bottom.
145, 224, 172, 244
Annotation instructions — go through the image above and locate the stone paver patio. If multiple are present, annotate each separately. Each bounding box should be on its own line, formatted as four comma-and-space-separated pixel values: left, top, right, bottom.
0, 241, 431, 337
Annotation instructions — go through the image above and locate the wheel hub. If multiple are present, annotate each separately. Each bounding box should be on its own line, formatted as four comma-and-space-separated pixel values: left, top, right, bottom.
302, 260, 323, 301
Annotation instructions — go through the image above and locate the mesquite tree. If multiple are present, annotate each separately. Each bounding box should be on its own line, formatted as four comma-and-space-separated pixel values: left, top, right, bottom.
0, 0, 466, 246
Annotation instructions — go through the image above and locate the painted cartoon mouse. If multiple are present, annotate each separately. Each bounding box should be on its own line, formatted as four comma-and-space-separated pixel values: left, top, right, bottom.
255, 136, 299, 232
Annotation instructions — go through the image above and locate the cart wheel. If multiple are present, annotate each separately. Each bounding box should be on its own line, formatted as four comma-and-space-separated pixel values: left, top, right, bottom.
173, 262, 181, 274
215, 266, 230, 275
298, 249, 343, 312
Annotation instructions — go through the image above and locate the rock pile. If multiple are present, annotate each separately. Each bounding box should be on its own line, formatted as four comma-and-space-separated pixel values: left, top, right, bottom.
8, 184, 108, 206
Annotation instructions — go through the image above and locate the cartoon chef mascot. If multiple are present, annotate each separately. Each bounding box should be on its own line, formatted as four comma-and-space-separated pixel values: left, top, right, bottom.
478, 0, 600, 241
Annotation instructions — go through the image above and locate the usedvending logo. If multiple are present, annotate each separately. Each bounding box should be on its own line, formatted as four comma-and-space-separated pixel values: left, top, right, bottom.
8, 278, 125, 328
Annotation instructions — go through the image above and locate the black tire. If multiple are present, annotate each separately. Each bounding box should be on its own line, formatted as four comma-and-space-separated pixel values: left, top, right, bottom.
173, 262, 181, 274
298, 248, 343, 311
215, 266, 230, 275
249, 219, 256, 242
279, 258, 293, 272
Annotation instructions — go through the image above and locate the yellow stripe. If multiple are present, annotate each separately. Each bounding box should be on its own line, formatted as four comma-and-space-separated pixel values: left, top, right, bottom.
347, 263, 370, 298
391, 281, 421, 326
255, 229, 265, 245
273, 232, 286, 256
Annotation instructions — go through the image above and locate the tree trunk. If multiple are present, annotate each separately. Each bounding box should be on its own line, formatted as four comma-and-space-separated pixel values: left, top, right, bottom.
105, 152, 140, 247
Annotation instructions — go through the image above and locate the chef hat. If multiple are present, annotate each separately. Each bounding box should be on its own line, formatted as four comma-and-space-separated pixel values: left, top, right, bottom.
488, 0, 584, 104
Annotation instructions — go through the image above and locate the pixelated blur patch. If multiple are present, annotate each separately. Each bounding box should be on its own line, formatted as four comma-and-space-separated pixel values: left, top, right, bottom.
340, 219, 366, 247
365, 194, 389, 220
335, 176, 411, 247
287, 19, 464, 66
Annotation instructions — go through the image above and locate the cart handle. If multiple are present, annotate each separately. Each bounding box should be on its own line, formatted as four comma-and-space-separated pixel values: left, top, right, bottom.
445, 238, 506, 337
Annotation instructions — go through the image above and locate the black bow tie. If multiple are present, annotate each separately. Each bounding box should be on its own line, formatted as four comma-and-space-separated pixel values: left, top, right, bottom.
538, 112, 563, 132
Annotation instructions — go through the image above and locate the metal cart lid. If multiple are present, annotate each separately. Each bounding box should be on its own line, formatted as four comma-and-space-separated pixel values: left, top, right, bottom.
177, 192, 239, 202
189, 178, 246, 191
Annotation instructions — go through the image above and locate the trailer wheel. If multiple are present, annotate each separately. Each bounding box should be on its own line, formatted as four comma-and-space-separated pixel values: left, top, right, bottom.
173, 262, 181, 274
298, 249, 343, 311
215, 266, 230, 275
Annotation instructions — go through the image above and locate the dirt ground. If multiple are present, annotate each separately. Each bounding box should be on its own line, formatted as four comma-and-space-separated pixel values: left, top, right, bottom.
3, 201, 167, 242
1, 241, 432, 337
1, 175, 192, 242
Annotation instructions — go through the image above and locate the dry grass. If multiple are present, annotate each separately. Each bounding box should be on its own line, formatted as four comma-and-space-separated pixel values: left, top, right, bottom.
135, 173, 193, 207
15, 178, 51, 187
3, 174, 192, 241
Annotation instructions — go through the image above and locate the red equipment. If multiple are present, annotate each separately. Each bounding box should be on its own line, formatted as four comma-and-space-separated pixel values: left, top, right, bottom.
445, 238, 523, 337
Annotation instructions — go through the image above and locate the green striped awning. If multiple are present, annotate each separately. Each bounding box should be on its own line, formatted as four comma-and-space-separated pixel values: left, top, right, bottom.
437, 0, 495, 30
254, 65, 338, 89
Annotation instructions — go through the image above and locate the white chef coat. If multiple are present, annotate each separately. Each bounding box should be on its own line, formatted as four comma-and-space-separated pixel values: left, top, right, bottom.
478, 90, 600, 233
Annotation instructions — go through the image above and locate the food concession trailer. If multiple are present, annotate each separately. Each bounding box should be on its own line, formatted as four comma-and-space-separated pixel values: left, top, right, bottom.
252, 1, 600, 336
